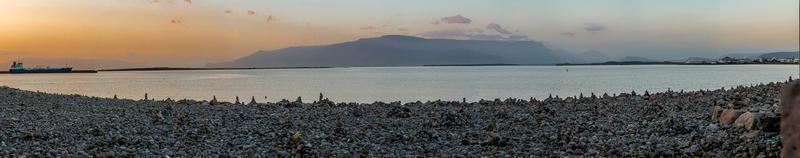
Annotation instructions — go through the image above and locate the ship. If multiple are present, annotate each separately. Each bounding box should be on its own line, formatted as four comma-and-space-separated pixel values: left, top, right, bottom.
9, 61, 73, 73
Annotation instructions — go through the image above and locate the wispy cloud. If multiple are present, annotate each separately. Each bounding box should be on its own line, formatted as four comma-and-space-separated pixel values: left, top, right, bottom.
560, 32, 576, 36
440, 15, 472, 24
266, 15, 274, 23
418, 29, 528, 41
486, 23, 512, 34
584, 23, 605, 32
360, 26, 377, 30
466, 28, 484, 33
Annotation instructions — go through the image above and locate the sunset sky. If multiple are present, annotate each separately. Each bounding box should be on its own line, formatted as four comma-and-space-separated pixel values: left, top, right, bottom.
0, 0, 798, 68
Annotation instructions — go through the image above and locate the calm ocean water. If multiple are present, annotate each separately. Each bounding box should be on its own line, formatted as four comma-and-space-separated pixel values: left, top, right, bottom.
1, 65, 797, 103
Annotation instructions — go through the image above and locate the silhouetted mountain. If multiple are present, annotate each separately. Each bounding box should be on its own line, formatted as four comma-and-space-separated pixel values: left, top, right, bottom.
684, 57, 714, 62
718, 51, 798, 59
619, 56, 655, 62
759, 51, 799, 59
208, 35, 582, 67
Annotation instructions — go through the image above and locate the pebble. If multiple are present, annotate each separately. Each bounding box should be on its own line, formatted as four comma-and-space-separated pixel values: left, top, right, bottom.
0, 81, 789, 157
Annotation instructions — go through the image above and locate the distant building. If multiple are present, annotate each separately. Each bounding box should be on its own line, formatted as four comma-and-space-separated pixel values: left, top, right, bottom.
684, 59, 707, 64
718, 57, 736, 64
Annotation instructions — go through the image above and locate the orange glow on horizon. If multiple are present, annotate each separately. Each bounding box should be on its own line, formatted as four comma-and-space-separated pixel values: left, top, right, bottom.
0, 0, 797, 67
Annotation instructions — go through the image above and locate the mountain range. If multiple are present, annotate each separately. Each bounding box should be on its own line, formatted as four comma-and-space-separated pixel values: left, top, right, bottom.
208, 35, 586, 67
759, 51, 799, 59
208, 35, 797, 68
720, 51, 799, 59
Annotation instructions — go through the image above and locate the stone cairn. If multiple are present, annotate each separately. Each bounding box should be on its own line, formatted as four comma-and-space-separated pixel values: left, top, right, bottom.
709, 79, 790, 132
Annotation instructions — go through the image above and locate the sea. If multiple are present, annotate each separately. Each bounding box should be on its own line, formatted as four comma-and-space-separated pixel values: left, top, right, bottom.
1, 65, 797, 103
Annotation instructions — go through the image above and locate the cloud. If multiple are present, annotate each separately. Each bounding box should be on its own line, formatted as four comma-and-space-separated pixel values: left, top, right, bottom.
584, 23, 605, 32
418, 29, 529, 41
170, 19, 182, 24
440, 15, 472, 24
247, 10, 256, 16
560, 32, 576, 36
466, 28, 484, 33
184, 0, 192, 4
266, 15, 274, 23
360, 26, 377, 30
486, 23, 512, 34
225, 10, 232, 14
398, 28, 409, 32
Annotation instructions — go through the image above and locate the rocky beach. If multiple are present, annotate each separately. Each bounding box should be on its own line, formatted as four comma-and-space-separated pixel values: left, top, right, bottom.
0, 80, 792, 157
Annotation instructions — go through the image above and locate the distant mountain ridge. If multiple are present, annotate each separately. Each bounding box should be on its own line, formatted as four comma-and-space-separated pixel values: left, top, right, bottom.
759, 51, 799, 59
720, 51, 798, 59
619, 56, 655, 62
208, 35, 798, 68
208, 35, 584, 68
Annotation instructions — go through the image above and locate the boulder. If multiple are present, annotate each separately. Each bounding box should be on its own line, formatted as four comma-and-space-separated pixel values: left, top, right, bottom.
733, 112, 763, 130
710, 106, 724, 121
719, 109, 744, 125
762, 112, 780, 132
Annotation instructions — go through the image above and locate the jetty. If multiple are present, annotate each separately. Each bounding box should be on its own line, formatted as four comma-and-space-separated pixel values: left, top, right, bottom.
0, 70, 97, 74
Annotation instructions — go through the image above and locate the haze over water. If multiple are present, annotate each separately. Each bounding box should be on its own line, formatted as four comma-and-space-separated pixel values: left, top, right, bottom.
0, 65, 795, 103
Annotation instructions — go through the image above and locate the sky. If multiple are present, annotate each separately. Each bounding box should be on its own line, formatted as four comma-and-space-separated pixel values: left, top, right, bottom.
0, 0, 798, 67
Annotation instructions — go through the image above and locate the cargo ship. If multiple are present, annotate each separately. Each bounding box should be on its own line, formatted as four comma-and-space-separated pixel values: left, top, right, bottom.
9, 61, 73, 73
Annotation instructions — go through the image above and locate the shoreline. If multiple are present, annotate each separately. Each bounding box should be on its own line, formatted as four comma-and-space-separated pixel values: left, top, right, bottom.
556, 62, 799, 66
0, 70, 98, 74
0, 81, 791, 157
98, 67, 335, 72
0, 64, 792, 74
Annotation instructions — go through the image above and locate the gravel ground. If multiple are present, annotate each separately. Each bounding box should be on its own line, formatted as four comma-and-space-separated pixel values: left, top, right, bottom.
0, 81, 789, 157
